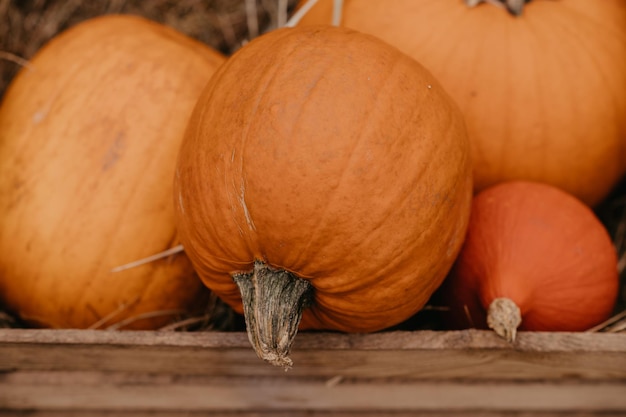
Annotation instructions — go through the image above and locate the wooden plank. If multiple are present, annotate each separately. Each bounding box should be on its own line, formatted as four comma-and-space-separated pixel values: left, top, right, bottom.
1, 329, 625, 380
2, 372, 626, 413
3, 328, 626, 351
3, 412, 626, 417
1, 329, 625, 413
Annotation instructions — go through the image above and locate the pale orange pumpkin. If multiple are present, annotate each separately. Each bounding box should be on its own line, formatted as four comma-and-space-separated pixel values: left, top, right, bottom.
175, 25, 473, 367
298, 0, 626, 206
439, 181, 619, 341
0, 15, 225, 329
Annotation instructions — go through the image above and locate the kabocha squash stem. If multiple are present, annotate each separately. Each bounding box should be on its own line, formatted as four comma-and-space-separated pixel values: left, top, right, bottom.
233, 261, 313, 369
487, 297, 522, 342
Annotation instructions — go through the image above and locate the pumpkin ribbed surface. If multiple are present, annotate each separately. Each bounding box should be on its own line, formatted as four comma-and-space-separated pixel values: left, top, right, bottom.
0, 15, 225, 329
298, 0, 626, 206
175, 25, 473, 337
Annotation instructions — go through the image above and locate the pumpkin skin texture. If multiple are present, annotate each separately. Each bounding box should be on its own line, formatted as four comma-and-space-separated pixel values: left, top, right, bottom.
175, 25, 473, 367
0, 15, 225, 329
439, 181, 619, 341
298, 0, 626, 206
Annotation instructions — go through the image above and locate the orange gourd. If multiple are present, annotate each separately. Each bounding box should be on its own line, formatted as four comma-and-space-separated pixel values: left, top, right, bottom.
298, 0, 626, 206
175, 25, 473, 366
0, 15, 225, 329
439, 181, 619, 341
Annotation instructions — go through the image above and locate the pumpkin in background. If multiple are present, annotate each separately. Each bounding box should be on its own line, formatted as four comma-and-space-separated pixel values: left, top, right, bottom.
439, 181, 619, 341
175, 25, 473, 367
298, 0, 626, 206
0, 15, 225, 329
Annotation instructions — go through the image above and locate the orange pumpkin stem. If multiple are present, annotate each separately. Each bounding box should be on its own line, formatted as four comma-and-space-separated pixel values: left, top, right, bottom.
486, 297, 522, 342
233, 261, 313, 369
465, 0, 528, 16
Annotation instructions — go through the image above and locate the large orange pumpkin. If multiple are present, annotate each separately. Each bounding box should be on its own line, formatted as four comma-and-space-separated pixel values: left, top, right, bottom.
0, 15, 225, 329
298, 0, 626, 206
175, 25, 473, 367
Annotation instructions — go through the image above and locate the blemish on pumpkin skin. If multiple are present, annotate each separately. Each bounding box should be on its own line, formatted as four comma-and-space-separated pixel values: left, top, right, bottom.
178, 191, 185, 214
32, 88, 62, 126
240, 182, 256, 232
32, 109, 48, 124
102, 132, 125, 171
175, 169, 185, 214
446, 235, 458, 258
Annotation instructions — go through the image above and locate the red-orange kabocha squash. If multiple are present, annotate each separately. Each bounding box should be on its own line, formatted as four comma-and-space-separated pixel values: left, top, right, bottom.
439, 181, 619, 341
175, 25, 473, 367
0, 15, 225, 329
298, 0, 626, 206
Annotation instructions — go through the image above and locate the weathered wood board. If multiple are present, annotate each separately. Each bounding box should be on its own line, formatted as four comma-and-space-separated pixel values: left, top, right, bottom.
1, 329, 625, 416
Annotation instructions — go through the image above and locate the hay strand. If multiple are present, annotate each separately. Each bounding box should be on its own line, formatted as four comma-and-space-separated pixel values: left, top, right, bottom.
110, 245, 185, 273
0, 51, 32, 69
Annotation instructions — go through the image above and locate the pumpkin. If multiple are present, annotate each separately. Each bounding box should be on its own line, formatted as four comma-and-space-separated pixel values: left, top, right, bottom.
297, 0, 626, 206
174, 25, 473, 367
439, 181, 619, 341
0, 15, 225, 329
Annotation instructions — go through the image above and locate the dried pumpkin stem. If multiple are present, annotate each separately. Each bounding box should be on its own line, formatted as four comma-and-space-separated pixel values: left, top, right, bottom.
464, 0, 530, 16
487, 297, 522, 342
233, 260, 313, 369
